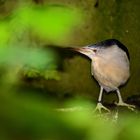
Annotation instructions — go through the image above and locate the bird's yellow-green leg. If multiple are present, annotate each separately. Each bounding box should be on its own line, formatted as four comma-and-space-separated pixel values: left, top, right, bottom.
94, 86, 110, 113
94, 103, 110, 113
115, 89, 135, 111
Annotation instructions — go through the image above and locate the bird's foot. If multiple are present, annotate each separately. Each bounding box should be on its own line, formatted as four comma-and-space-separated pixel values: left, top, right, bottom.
94, 103, 110, 113
115, 101, 135, 111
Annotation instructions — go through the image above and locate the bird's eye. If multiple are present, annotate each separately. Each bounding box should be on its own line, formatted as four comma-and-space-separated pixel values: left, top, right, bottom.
93, 49, 97, 53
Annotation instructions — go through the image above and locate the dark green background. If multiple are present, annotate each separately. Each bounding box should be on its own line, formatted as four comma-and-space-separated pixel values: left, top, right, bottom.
0, 0, 140, 103
43, 0, 140, 102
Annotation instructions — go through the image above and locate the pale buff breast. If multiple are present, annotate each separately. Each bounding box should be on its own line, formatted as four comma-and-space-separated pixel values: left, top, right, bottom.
91, 47, 130, 92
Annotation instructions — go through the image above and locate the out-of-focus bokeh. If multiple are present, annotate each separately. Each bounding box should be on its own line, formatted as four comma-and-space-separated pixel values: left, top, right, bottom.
0, 0, 140, 140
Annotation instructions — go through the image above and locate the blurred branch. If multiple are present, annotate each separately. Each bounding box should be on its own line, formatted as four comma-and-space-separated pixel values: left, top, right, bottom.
55, 106, 89, 112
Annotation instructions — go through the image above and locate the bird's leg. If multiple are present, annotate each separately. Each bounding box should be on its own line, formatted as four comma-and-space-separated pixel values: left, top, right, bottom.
115, 89, 135, 111
94, 86, 110, 113
95, 103, 110, 113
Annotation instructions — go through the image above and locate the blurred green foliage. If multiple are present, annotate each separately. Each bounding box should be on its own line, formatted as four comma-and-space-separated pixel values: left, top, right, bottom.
0, 1, 82, 79
13, 2, 81, 43
0, 0, 139, 140
0, 21, 11, 46
0, 46, 47, 67
0, 2, 80, 79
0, 93, 140, 140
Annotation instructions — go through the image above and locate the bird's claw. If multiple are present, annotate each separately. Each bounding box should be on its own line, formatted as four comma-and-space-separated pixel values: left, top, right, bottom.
94, 103, 110, 113
115, 101, 136, 111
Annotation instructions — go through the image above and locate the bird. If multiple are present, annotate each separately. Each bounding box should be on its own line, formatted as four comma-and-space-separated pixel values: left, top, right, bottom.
68, 39, 135, 112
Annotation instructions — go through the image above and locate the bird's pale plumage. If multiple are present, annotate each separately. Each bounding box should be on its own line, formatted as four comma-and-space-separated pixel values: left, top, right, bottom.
91, 45, 130, 92
69, 39, 135, 112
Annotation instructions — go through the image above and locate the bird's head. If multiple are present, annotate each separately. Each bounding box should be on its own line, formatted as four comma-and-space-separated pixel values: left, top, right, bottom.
69, 46, 97, 59
68, 39, 130, 60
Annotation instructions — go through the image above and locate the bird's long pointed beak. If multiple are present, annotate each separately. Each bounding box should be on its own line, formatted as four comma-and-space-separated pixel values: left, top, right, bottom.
66, 47, 91, 54
65, 46, 93, 59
